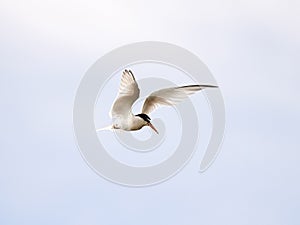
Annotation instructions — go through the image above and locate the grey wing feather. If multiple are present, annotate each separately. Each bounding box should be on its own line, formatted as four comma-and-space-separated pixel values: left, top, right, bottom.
142, 84, 217, 114
110, 70, 140, 118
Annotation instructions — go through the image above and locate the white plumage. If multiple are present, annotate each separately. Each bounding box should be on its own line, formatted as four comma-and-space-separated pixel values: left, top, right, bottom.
97, 69, 218, 134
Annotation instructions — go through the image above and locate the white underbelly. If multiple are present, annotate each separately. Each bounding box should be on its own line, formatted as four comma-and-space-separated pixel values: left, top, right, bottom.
113, 115, 144, 131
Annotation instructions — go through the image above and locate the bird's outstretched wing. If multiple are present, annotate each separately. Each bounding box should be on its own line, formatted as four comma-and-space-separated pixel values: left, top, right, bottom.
141, 84, 218, 114
110, 70, 140, 118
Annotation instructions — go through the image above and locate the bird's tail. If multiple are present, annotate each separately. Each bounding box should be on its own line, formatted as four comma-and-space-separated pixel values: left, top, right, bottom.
96, 125, 113, 132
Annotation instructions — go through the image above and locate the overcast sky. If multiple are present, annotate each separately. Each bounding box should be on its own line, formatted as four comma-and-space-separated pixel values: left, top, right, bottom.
1, 1, 300, 225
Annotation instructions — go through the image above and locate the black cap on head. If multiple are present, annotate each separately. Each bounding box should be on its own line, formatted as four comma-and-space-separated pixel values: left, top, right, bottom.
135, 113, 151, 123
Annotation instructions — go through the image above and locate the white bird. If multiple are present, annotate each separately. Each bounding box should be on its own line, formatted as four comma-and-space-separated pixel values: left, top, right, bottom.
97, 69, 218, 134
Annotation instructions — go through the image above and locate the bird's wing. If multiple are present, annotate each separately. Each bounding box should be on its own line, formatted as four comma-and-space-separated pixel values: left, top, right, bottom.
110, 70, 140, 118
141, 84, 218, 114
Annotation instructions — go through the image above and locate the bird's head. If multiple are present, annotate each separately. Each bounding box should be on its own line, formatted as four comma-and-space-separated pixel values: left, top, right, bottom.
135, 113, 159, 134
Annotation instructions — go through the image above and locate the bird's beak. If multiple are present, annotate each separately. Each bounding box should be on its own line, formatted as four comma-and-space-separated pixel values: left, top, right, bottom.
148, 123, 159, 134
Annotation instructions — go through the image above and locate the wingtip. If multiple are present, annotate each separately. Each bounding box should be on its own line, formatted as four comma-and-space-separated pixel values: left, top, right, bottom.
128, 70, 135, 78
196, 84, 218, 89
199, 84, 218, 88
176, 84, 219, 90
123, 69, 136, 81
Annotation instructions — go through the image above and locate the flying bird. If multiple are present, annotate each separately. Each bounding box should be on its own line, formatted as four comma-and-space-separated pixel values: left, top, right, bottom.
97, 70, 218, 134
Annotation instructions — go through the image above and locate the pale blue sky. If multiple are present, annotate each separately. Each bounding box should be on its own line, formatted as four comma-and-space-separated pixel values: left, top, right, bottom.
0, 1, 300, 225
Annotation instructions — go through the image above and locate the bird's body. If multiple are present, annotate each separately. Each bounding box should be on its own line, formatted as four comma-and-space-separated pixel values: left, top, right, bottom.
97, 70, 218, 134
112, 114, 146, 131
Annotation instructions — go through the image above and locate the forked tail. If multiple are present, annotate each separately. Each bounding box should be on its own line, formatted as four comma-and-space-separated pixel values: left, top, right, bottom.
96, 125, 113, 132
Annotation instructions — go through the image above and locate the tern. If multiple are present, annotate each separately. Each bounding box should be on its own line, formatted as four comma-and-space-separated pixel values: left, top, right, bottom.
97, 70, 218, 134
